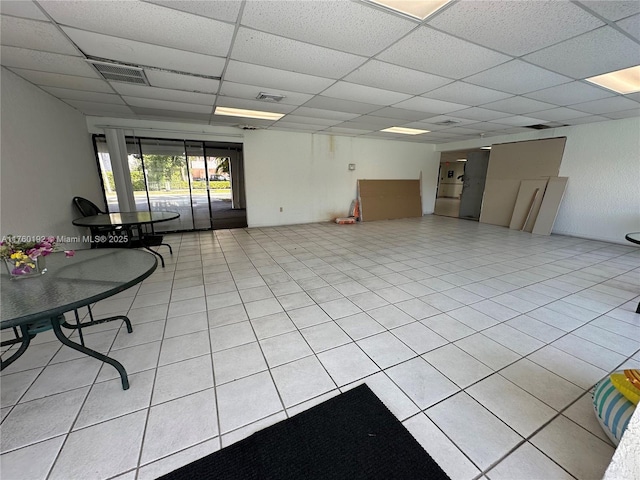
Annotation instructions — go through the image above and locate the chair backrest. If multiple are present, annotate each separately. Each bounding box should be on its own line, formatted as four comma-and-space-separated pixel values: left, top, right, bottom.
73, 197, 104, 217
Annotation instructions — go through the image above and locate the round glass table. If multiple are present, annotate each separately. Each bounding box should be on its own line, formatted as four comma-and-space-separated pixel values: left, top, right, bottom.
1, 249, 157, 389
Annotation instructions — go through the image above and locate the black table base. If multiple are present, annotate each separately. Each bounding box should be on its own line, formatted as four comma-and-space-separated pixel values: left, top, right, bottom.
1, 310, 134, 390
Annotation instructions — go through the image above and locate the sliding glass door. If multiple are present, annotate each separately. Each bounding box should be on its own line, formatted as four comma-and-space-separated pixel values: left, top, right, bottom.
94, 135, 246, 232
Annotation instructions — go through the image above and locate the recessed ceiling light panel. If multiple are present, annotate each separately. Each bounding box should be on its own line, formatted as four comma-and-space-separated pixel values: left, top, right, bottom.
381, 126, 430, 135
366, 0, 451, 20
585, 65, 640, 94
214, 107, 284, 121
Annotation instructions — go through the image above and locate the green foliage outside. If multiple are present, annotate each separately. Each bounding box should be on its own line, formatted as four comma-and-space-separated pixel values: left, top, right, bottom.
103, 155, 231, 193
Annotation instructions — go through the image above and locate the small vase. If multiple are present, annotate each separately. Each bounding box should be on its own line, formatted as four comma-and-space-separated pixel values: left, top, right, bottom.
4, 255, 47, 279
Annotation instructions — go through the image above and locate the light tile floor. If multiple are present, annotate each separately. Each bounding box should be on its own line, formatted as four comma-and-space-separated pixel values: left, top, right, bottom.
1, 216, 639, 480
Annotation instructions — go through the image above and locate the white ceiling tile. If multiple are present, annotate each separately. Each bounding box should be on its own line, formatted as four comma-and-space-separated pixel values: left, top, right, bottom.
377, 26, 510, 79
61, 27, 225, 77
424, 82, 513, 105
564, 114, 612, 125
578, 1, 640, 21
123, 97, 213, 114
523, 26, 640, 78
210, 116, 275, 128
437, 126, 486, 135
530, 107, 592, 122
278, 114, 342, 128
112, 84, 216, 105
464, 60, 573, 95
145, 70, 219, 94
330, 121, 378, 132
571, 96, 640, 114
270, 122, 323, 132
290, 107, 360, 122
624, 91, 640, 102
370, 107, 436, 121
274, 116, 340, 127
406, 115, 479, 128
393, 97, 469, 114
40, 86, 125, 104
605, 109, 640, 119
230, 28, 366, 79
617, 14, 640, 40
449, 107, 511, 122
0, 46, 97, 77
302, 96, 381, 114
344, 60, 452, 95
224, 61, 334, 95
494, 115, 549, 126
40, 1, 234, 57
241, 1, 415, 57
219, 82, 313, 106
0, 16, 80, 55
524, 81, 615, 105
63, 99, 136, 116
216, 97, 297, 114
131, 107, 212, 123
0, 1, 48, 20
349, 115, 406, 127
8, 68, 113, 92
429, 0, 603, 56
481, 96, 556, 115
464, 122, 512, 132
318, 127, 364, 135
145, 0, 242, 23
321, 82, 412, 106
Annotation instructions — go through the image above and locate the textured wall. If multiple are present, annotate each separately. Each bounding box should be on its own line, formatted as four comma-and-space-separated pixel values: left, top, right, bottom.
555, 117, 640, 243
0, 68, 100, 244
243, 130, 438, 228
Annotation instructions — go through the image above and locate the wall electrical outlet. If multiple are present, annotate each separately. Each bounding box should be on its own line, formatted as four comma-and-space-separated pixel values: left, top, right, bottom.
348, 163, 356, 171
279, 207, 283, 212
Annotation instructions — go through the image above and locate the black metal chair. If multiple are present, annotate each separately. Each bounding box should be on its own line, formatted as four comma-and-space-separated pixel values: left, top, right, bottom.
72, 197, 131, 248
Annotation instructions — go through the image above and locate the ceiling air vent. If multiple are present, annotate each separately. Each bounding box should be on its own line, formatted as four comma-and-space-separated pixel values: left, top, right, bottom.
238, 125, 260, 130
86, 59, 149, 85
524, 123, 569, 130
433, 120, 460, 126
256, 92, 285, 102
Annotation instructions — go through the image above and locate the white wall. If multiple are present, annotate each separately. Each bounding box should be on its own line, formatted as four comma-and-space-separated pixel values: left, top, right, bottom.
242, 130, 438, 227
1, 68, 100, 243
437, 117, 640, 244
554, 118, 640, 243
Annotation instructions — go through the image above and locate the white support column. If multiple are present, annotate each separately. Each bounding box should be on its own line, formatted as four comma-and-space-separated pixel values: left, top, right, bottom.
104, 128, 136, 212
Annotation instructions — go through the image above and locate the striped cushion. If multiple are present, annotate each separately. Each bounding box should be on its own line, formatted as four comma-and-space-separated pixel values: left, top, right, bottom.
593, 376, 636, 446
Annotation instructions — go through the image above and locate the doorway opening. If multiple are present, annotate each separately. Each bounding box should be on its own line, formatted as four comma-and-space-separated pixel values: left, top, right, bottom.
434, 148, 490, 221
93, 135, 247, 232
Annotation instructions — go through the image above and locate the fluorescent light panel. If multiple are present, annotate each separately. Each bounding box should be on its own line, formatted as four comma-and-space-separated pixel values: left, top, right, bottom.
480, 146, 492, 150
457, 158, 467, 162
381, 126, 430, 135
214, 106, 284, 120
367, 0, 451, 20
585, 65, 640, 94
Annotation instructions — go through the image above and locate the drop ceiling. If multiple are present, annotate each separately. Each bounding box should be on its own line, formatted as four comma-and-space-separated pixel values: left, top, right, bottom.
1, 0, 639, 143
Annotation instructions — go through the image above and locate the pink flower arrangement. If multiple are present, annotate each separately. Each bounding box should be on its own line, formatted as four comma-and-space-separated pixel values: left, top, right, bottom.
1, 235, 74, 276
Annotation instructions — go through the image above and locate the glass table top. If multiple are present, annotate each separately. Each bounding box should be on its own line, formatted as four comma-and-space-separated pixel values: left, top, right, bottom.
1, 249, 157, 328
72, 211, 179, 227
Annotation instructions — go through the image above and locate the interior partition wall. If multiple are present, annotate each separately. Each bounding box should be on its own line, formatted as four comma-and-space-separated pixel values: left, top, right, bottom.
93, 135, 246, 232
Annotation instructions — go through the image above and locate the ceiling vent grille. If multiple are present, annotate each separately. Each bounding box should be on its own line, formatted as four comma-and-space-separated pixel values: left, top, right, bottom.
238, 124, 261, 130
524, 123, 568, 130
433, 119, 460, 126
256, 92, 285, 102
86, 59, 150, 85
